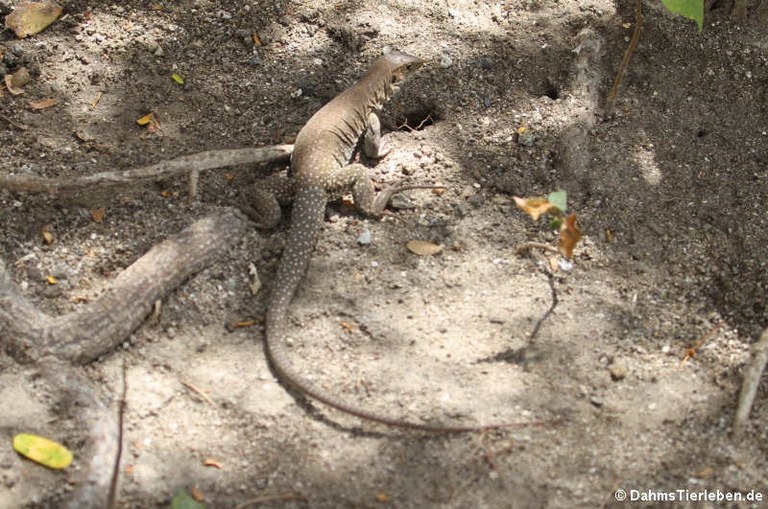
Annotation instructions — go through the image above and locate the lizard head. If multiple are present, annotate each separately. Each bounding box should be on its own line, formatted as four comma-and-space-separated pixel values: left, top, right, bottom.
381, 51, 423, 92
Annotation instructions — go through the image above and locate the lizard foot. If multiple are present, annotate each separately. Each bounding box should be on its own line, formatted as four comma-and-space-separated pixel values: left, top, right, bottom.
372, 183, 446, 215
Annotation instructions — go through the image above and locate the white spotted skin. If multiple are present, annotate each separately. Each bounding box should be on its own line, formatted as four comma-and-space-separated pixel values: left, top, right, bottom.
263, 52, 487, 430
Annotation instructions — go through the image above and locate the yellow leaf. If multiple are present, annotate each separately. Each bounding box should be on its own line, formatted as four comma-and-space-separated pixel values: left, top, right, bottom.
406, 240, 443, 256
375, 492, 390, 503
4, 2, 63, 39
513, 196, 556, 221
136, 112, 155, 126
251, 32, 262, 46
516, 126, 528, 135
558, 213, 582, 259
171, 73, 184, 85
29, 97, 58, 110
46, 275, 58, 285
13, 433, 73, 469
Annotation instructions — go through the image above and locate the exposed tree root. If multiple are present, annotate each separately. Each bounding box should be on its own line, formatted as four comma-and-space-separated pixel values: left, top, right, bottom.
733, 327, 768, 438
0, 145, 292, 195
1, 209, 248, 506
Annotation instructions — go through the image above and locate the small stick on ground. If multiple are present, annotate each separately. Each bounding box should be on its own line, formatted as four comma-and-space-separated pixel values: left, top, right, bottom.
516, 241, 559, 256
606, 0, 644, 115
732, 327, 768, 438
180, 379, 216, 406
529, 269, 558, 344
681, 322, 722, 363
107, 359, 128, 509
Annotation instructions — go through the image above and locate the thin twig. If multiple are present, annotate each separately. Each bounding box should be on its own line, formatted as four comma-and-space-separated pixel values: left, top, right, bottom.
681, 322, 723, 363
529, 269, 558, 343
516, 241, 559, 256
180, 379, 216, 406
107, 359, 128, 509
606, 0, 644, 114
0, 112, 29, 130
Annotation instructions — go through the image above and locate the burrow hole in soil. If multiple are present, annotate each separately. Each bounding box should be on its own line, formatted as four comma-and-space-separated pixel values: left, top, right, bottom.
395, 105, 441, 131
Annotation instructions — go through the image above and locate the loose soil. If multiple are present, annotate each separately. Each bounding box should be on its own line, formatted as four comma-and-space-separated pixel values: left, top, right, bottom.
1, 1, 767, 508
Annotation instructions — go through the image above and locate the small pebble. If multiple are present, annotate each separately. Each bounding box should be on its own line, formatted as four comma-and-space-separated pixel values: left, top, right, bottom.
610, 362, 627, 381
439, 55, 453, 68
357, 228, 371, 245
518, 129, 535, 147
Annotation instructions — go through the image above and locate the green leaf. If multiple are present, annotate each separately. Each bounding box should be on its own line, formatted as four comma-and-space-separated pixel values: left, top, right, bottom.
661, 0, 705, 31
171, 490, 206, 509
547, 190, 568, 214
171, 73, 185, 85
13, 433, 73, 470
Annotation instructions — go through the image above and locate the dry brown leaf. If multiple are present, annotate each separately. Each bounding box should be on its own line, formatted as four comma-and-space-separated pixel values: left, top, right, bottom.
431, 186, 446, 196
75, 130, 95, 142
90, 92, 102, 108
340, 321, 356, 332
29, 97, 58, 110
71, 295, 89, 303
5, 67, 31, 95
231, 320, 255, 328
223, 172, 235, 182
406, 240, 443, 256
5, 2, 63, 38
202, 459, 223, 469
41, 226, 54, 244
375, 492, 391, 503
558, 213, 582, 259
159, 190, 175, 198
90, 207, 106, 223
190, 487, 205, 502
513, 196, 555, 221
251, 32, 262, 45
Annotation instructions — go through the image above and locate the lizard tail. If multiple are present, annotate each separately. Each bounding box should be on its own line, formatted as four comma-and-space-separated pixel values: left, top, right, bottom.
265, 188, 503, 433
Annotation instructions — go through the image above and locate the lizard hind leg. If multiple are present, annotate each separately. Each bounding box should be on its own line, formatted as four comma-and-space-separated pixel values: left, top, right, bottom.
242, 174, 296, 229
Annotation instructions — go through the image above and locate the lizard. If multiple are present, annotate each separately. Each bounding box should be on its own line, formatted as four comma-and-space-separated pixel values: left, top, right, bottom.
255, 51, 504, 432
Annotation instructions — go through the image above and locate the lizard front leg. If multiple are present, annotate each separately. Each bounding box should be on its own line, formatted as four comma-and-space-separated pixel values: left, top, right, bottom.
327, 164, 438, 217
363, 112, 390, 159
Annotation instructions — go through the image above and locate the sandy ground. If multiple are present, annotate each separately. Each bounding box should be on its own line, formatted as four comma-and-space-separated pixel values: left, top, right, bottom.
0, 0, 767, 507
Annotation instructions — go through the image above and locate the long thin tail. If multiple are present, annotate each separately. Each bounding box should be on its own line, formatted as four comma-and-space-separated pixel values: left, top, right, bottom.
265, 188, 513, 432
